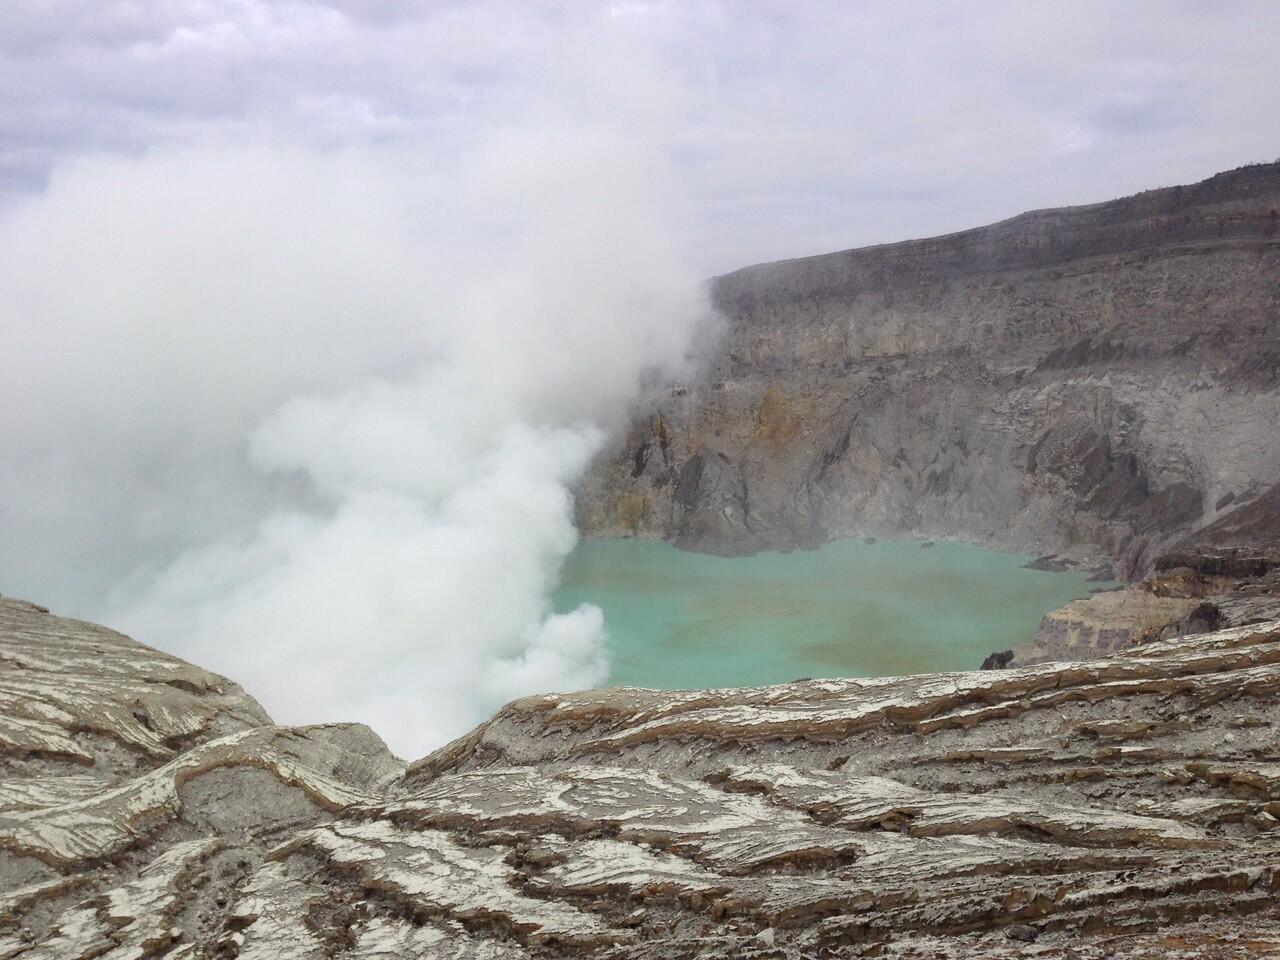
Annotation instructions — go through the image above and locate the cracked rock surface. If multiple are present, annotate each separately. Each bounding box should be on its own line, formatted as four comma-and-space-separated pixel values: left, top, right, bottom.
1, 594, 1278, 957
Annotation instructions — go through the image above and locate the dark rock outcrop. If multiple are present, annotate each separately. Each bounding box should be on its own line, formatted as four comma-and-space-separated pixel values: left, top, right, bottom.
578, 162, 1280, 578
1159, 478, 1280, 579
993, 485, 1280, 667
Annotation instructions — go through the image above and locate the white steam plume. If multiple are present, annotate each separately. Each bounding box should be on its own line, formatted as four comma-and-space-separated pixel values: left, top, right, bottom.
0, 127, 707, 756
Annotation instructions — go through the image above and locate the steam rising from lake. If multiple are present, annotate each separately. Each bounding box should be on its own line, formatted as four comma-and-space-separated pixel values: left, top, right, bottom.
0, 130, 708, 756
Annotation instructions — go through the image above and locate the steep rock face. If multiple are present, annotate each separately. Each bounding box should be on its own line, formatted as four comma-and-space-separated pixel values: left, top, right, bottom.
994, 486, 1280, 669
2, 595, 1279, 957
1159, 478, 1280, 579
577, 162, 1280, 577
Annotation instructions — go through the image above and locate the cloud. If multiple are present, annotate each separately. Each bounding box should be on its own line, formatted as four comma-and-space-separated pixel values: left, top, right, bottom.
0, 117, 709, 756
2, 2, 1278, 270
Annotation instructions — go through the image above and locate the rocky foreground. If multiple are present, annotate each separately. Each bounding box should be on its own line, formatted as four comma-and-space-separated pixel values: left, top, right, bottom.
1, 597, 1278, 958
578, 162, 1280, 578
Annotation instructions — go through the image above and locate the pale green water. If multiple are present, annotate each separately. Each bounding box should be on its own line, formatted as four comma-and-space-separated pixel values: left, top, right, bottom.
553, 537, 1108, 689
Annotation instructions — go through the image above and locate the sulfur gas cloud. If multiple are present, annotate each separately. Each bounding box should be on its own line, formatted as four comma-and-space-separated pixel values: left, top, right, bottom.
0, 128, 710, 757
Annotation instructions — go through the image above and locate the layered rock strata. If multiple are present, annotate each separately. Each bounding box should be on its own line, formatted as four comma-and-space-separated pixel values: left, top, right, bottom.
997, 590, 1213, 667
577, 162, 1280, 578
998, 481, 1280, 667
2, 595, 1279, 957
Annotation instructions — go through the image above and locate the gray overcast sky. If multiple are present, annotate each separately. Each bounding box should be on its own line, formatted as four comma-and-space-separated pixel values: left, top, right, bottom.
3, 0, 1278, 274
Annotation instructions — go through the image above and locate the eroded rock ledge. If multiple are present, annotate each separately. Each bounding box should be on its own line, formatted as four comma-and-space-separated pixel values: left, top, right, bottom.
997, 480, 1280, 669
1, 595, 1278, 958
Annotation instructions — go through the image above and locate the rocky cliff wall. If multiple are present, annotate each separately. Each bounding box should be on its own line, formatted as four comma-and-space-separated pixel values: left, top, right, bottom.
577, 162, 1280, 578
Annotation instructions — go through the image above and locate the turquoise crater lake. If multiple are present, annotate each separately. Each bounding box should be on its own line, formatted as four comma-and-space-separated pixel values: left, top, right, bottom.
552, 538, 1107, 690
